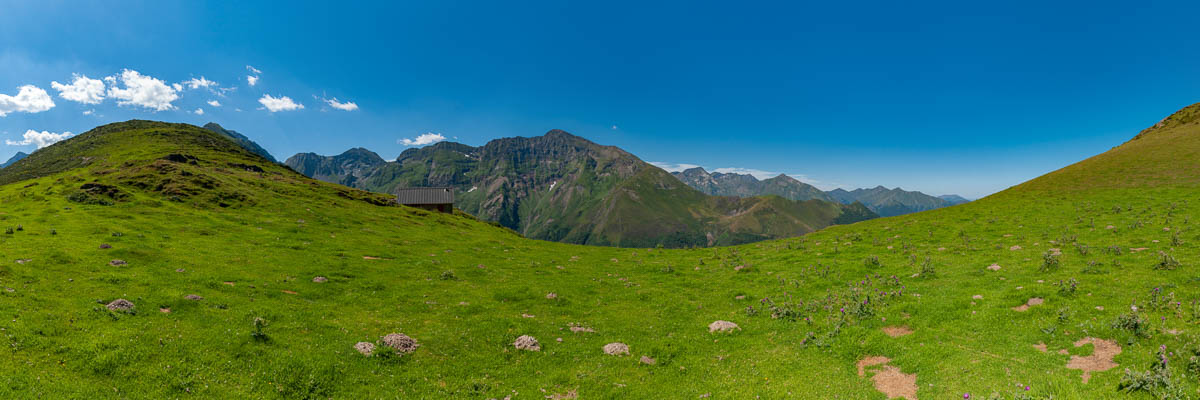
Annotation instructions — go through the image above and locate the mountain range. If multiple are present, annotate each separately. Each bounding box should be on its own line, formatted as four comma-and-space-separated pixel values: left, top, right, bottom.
673, 167, 968, 217
286, 130, 877, 247
0, 151, 28, 168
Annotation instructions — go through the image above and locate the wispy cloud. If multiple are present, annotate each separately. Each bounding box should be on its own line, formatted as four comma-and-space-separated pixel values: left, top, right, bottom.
324, 97, 358, 111
258, 94, 303, 112
0, 85, 55, 116
648, 161, 702, 172
5, 129, 72, 148
398, 133, 446, 146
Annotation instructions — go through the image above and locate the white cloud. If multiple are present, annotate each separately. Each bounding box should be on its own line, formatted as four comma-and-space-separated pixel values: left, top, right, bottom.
648, 162, 702, 172
182, 76, 218, 90
172, 83, 183, 91
246, 65, 262, 74
83, 109, 94, 115
5, 129, 72, 148
193, 108, 204, 115
258, 94, 303, 112
106, 69, 179, 111
398, 133, 446, 146
50, 74, 105, 104
246, 75, 259, 86
0, 85, 55, 116
207, 100, 221, 107
611, 125, 619, 130
324, 97, 358, 111
712, 167, 781, 180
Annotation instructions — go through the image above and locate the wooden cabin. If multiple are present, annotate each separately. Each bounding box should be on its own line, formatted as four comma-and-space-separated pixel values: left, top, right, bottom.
396, 187, 454, 213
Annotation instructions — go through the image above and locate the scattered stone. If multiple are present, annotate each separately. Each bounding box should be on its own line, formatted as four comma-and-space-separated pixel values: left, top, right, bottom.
362, 256, 382, 260
556, 337, 563, 342
159, 307, 171, 313
972, 295, 983, 300
522, 314, 536, 318
545, 292, 558, 299
106, 299, 134, 311
99, 244, 112, 249
882, 326, 914, 337
546, 389, 578, 400
175, 268, 186, 273
733, 265, 746, 271
184, 294, 203, 301
354, 341, 375, 356
1048, 248, 1062, 256
1095, 306, 1104, 311
986, 264, 1002, 271
381, 333, 419, 355
109, 259, 127, 266
640, 355, 657, 365
15, 259, 31, 264
312, 276, 328, 283
708, 320, 740, 333
223, 281, 235, 286
603, 342, 630, 356
514, 335, 541, 351
1131, 247, 1149, 252
1009, 245, 1022, 251
568, 324, 595, 333
1106, 225, 1114, 230
1059, 349, 1069, 355
1066, 337, 1121, 383
735, 295, 746, 300
282, 290, 298, 295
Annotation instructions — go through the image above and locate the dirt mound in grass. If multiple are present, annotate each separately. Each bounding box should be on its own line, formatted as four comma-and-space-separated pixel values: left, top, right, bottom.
106, 299, 134, 311
1066, 337, 1121, 383
856, 356, 918, 399
603, 342, 629, 356
381, 333, 419, 355
354, 341, 375, 356
1013, 297, 1044, 312
514, 335, 541, 351
882, 326, 913, 337
708, 320, 739, 333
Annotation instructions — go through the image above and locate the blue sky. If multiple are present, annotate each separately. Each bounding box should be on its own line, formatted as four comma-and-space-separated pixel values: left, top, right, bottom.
2, 1, 1199, 198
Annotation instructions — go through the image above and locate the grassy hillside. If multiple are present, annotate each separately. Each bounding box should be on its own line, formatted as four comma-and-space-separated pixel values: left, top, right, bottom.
0, 110, 1198, 399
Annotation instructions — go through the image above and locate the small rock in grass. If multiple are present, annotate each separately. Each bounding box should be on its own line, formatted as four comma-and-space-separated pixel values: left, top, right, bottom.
514, 335, 541, 351
1009, 245, 1022, 251
15, 259, 31, 264
184, 294, 204, 301
972, 295, 983, 300
546, 292, 558, 299
312, 276, 328, 283
735, 295, 746, 300
106, 299, 134, 311
380, 333, 419, 355
109, 259, 127, 266
640, 355, 657, 365
603, 342, 630, 356
99, 244, 112, 249
354, 341, 375, 356
175, 268, 186, 273
708, 320, 740, 333
986, 264, 1001, 271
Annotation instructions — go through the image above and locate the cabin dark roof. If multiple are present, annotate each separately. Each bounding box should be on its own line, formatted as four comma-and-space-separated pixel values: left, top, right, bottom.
396, 187, 454, 205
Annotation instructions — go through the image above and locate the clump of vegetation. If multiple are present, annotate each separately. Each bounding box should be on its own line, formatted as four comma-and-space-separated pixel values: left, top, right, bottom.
251, 317, 270, 342
1112, 310, 1150, 338
1119, 345, 1185, 399
439, 270, 458, 280
1156, 252, 1182, 270
1039, 251, 1061, 272
1056, 278, 1078, 296
864, 256, 881, 268
918, 257, 936, 278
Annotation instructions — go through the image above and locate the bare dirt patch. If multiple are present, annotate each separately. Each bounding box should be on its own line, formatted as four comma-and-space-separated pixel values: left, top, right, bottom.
568, 323, 595, 333
354, 341, 375, 356
514, 335, 541, 351
856, 356, 918, 399
882, 326, 913, 337
381, 333, 419, 355
106, 299, 134, 311
987, 263, 1002, 271
1066, 337, 1121, 383
1013, 298, 1044, 312
603, 342, 630, 356
1033, 342, 1047, 353
546, 390, 578, 400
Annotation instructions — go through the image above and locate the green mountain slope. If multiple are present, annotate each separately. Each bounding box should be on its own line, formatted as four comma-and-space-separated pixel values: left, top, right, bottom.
201, 122, 277, 163
671, 167, 836, 202
285, 129, 876, 247
1, 106, 1198, 398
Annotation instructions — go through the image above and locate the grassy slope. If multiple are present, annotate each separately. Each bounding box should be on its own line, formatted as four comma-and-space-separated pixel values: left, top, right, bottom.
0, 110, 1198, 398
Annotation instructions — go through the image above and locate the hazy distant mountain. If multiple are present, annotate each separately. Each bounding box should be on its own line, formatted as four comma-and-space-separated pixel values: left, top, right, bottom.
0, 151, 28, 169
827, 186, 954, 217
286, 130, 877, 247
938, 194, 971, 205
202, 123, 277, 163
672, 167, 835, 202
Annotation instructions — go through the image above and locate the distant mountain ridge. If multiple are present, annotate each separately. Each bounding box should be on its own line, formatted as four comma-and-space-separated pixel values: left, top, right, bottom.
286, 130, 877, 247
202, 122, 277, 163
672, 166, 967, 217
0, 151, 28, 168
